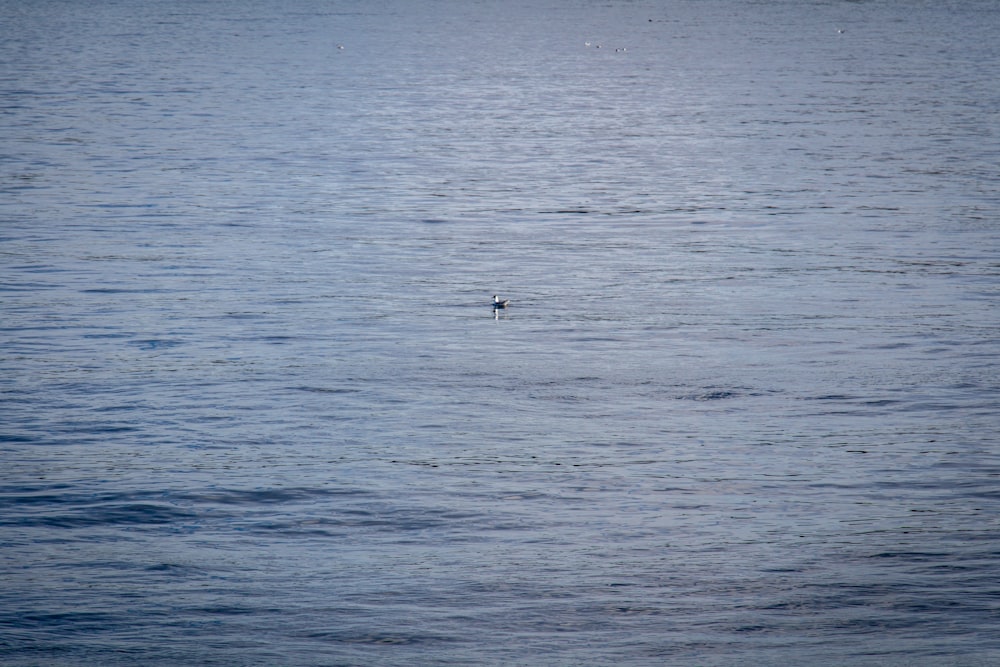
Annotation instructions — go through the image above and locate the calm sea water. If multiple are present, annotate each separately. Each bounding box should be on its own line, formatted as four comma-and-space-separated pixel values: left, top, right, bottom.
2, 0, 999, 665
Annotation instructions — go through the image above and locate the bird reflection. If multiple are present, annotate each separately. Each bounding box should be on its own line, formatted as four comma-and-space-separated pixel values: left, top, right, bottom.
492, 295, 511, 319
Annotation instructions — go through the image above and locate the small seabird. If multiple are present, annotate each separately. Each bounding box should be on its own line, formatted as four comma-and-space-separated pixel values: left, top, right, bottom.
492, 295, 510, 308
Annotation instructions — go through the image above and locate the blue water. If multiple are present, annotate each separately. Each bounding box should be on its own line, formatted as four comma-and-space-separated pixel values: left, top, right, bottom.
2, 0, 999, 664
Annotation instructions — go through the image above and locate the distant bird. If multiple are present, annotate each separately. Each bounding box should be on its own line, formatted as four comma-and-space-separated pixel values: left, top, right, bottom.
492, 295, 510, 308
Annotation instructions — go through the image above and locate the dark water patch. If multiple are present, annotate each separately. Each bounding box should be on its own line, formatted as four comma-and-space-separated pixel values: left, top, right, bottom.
241, 507, 467, 535
293, 385, 362, 394
805, 394, 862, 401
81, 203, 160, 210
81, 332, 135, 339
2, 503, 197, 529
194, 605, 257, 616
0, 281, 62, 292
0, 433, 42, 445
681, 389, 739, 401
144, 562, 204, 575
91, 403, 148, 414
80, 288, 166, 294
175, 487, 372, 506
6, 611, 121, 633
301, 630, 454, 646
863, 399, 902, 407
0, 486, 171, 503
127, 338, 184, 350
4, 264, 73, 274
260, 335, 295, 344
868, 551, 951, 561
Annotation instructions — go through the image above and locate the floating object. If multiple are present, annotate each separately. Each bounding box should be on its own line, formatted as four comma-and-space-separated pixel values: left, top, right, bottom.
492, 295, 510, 308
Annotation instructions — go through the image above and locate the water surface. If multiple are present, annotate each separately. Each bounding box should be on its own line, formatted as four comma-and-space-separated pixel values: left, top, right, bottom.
2, 1, 999, 664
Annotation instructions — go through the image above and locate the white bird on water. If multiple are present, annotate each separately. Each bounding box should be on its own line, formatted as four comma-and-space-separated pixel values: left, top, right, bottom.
492, 295, 510, 308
